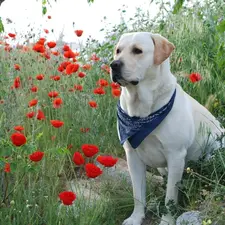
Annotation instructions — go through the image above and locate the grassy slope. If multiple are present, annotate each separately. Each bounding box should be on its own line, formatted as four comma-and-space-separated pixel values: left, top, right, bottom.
0, 0, 225, 224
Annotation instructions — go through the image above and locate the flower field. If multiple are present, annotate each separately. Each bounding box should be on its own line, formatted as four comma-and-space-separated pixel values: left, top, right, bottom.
0, 0, 225, 224
0, 26, 125, 224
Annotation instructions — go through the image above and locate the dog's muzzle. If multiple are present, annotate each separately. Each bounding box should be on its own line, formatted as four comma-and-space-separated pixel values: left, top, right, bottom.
110, 60, 124, 83
110, 60, 139, 86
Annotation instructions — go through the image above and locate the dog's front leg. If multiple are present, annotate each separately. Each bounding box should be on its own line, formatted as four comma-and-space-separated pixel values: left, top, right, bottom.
123, 147, 146, 225
160, 150, 186, 225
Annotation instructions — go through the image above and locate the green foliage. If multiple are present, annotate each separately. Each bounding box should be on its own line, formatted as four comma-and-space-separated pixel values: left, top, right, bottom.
216, 20, 225, 33
0, 0, 225, 224
42, 6, 47, 15
0, 17, 4, 33
172, 0, 185, 14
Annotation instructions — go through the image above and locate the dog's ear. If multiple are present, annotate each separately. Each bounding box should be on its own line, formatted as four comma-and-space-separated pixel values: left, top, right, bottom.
151, 34, 175, 65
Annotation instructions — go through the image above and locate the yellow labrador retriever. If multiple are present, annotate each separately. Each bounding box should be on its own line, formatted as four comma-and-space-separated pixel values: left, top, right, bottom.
110, 32, 224, 225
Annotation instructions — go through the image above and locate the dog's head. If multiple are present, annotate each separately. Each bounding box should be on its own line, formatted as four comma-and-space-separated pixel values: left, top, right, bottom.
110, 32, 175, 86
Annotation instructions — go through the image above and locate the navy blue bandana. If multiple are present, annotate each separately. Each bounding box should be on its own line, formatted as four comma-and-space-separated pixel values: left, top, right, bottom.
117, 89, 176, 149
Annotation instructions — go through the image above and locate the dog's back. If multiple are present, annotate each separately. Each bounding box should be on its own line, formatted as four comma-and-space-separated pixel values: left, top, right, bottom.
184, 89, 225, 161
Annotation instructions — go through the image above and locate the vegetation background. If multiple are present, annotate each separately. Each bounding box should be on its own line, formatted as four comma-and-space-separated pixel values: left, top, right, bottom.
0, 0, 225, 224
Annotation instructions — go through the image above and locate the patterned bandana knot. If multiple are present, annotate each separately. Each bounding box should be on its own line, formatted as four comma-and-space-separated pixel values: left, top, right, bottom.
117, 89, 176, 149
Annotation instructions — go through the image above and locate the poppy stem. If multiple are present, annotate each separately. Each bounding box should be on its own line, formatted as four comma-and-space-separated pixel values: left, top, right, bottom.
2, 173, 9, 205
79, 166, 83, 178
1, 172, 26, 204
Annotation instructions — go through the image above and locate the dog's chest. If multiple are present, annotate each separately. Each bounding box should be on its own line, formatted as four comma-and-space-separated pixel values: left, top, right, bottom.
127, 134, 167, 168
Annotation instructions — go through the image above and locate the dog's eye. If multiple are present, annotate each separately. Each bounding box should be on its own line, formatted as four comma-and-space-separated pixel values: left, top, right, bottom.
132, 47, 142, 54
116, 48, 121, 54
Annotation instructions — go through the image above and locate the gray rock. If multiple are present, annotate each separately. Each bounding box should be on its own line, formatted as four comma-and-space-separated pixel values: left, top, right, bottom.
98, 158, 164, 185
176, 211, 202, 225
99, 158, 132, 184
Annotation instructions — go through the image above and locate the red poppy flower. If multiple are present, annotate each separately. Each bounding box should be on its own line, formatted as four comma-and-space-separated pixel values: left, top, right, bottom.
63, 45, 70, 51
29, 151, 44, 162
50, 120, 64, 128
110, 82, 120, 89
96, 155, 118, 167
32, 44, 45, 53
48, 91, 59, 98
64, 50, 76, 59
52, 51, 60, 56
66, 63, 79, 75
13, 76, 21, 88
189, 73, 202, 83
4, 163, 11, 173
14, 64, 20, 71
89, 101, 97, 108
4, 45, 12, 52
54, 76, 61, 81
41, 52, 51, 60
93, 87, 105, 95
36, 109, 45, 120
73, 52, 80, 57
44, 29, 49, 34
8, 33, 16, 38
67, 144, 73, 150
28, 99, 38, 107
26, 111, 35, 118
101, 64, 110, 74
11, 132, 26, 146
81, 144, 99, 157
47, 15, 51, 19
74, 30, 83, 37
0, 99, 4, 104
58, 65, 64, 72
59, 191, 76, 205
21, 46, 30, 52
96, 79, 109, 87
16, 44, 23, 49
73, 152, 85, 166
74, 84, 83, 91
36, 74, 45, 80
58, 61, 71, 72
63, 61, 72, 68
37, 38, 46, 45
50, 136, 56, 141
51, 75, 61, 81
47, 41, 56, 48
85, 163, 102, 178
28, 76, 33, 81
30, 86, 38, 92
53, 98, 63, 108
90, 53, 100, 61
14, 125, 24, 132
68, 88, 75, 92
80, 127, 90, 133
112, 89, 121, 97
78, 72, 86, 78
82, 64, 91, 70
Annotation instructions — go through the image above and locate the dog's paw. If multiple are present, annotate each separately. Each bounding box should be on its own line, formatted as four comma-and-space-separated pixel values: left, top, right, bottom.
159, 214, 175, 225
122, 213, 144, 225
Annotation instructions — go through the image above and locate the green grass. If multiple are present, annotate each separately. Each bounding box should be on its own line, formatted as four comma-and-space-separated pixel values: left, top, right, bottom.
0, 0, 225, 224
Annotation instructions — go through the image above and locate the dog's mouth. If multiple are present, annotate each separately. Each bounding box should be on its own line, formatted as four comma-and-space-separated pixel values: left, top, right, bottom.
112, 74, 139, 87
130, 80, 139, 85
116, 79, 139, 87
115, 79, 129, 87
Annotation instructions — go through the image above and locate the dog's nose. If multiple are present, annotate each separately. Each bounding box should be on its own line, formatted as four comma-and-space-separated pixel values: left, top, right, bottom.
110, 60, 123, 71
